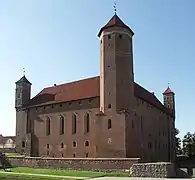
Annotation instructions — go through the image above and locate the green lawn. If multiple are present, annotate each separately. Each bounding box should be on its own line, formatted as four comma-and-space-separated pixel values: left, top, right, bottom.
6, 167, 128, 178
0, 173, 75, 180
5, 153, 24, 157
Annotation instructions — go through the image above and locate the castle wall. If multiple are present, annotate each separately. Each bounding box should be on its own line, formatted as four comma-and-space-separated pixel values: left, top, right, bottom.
28, 97, 100, 158
129, 97, 174, 162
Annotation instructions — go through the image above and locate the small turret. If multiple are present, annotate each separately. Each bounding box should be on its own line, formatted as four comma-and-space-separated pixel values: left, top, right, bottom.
15, 75, 32, 108
163, 86, 175, 113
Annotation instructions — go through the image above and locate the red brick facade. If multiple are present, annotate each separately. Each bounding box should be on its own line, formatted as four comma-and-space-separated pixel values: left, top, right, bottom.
15, 14, 176, 162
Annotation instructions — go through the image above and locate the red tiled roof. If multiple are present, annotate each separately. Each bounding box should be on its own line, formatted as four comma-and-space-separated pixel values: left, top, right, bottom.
98, 14, 134, 37
30, 77, 100, 106
29, 76, 173, 116
163, 87, 174, 95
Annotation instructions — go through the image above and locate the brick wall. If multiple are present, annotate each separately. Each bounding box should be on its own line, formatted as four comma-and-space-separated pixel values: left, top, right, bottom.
8, 157, 140, 171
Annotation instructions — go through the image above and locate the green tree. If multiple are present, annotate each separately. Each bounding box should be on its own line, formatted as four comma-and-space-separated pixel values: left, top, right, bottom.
183, 132, 195, 157
175, 128, 182, 155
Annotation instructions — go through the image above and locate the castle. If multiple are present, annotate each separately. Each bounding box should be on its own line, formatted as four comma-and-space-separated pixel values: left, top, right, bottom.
15, 14, 176, 162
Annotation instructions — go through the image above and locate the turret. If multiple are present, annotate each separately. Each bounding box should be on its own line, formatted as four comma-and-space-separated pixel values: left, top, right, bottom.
163, 86, 175, 114
15, 75, 32, 109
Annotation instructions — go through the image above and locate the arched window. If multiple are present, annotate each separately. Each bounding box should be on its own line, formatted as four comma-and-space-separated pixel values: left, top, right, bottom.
72, 141, 77, 147
61, 143, 64, 148
108, 119, 112, 129
46, 117, 51, 136
85, 141, 89, 147
72, 114, 77, 134
60, 116, 65, 135
84, 113, 90, 134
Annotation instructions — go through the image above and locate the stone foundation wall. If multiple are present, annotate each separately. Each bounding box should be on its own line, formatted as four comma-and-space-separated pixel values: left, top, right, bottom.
0, 148, 16, 153
130, 162, 176, 178
8, 157, 140, 171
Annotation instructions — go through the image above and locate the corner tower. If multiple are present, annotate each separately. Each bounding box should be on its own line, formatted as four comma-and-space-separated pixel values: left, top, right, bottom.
163, 86, 175, 114
15, 75, 32, 155
15, 75, 32, 109
98, 14, 135, 113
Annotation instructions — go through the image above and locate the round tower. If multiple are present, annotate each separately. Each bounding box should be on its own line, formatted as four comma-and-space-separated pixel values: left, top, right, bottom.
98, 14, 135, 113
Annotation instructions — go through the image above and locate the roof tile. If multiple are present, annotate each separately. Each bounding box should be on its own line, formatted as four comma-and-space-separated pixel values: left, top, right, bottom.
29, 76, 173, 116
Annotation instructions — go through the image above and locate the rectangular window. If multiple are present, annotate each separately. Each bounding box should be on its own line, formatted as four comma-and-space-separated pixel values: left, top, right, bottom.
72, 114, 77, 134
46, 117, 50, 136
60, 116, 65, 135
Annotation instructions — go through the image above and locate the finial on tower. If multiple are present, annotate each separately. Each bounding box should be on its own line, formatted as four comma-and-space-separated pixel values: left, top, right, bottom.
23, 68, 25, 76
168, 82, 170, 87
113, 0, 117, 15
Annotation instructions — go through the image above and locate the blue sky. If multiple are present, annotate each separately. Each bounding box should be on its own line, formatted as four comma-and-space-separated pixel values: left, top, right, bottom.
0, 0, 194, 139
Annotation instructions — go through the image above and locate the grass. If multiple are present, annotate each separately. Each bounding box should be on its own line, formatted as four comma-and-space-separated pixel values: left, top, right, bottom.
0, 173, 76, 180
5, 153, 24, 157
5, 167, 129, 178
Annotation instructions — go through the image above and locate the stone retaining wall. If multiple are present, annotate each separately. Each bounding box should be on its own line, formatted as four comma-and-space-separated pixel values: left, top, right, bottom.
8, 157, 140, 171
129, 162, 176, 178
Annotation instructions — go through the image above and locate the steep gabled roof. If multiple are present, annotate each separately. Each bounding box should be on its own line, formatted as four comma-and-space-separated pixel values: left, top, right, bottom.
29, 76, 173, 116
15, 75, 32, 85
163, 87, 174, 95
98, 14, 134, 37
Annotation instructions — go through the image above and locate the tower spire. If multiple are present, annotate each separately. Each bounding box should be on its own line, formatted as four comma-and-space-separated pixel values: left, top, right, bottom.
113, 0, 117, 15
23, 68, 25, 76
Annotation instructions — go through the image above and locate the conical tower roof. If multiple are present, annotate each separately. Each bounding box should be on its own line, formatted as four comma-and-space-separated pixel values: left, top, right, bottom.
98, 14, 134, 37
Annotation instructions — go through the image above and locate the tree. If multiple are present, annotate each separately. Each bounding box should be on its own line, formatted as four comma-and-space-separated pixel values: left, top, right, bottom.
183, 132, 195, 157
175, 128, 182, 155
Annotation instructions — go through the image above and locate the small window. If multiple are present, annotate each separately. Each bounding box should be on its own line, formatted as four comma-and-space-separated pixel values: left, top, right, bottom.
85, 153, 89, 158
85, 141, 89, 147
108, 119, 112, 129
108, 104, 111, 108
108, 35, 111, 39
61, 153, 64, 157
148, 142, 152, 149
52, 105, 54, 108
73, 153, 76, 157
84, 113, 90, 134
61, 143, 64, 148
46, 117, 51, 136
22, 141, 25, 148
47, 144, 49, 148
88, 99, 92, 103
73, 141, 77, 147
79, 100, 82, 105
60, 116, 65, 135
60, 104, 62, 107
72, 114, 77, 134
119, 34, 122, 39
69, 102, 72, 107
